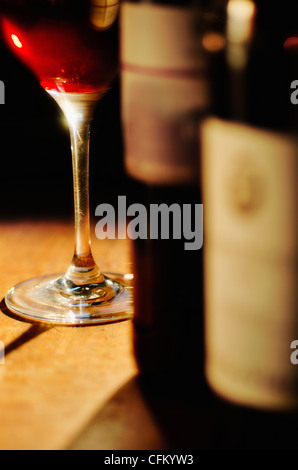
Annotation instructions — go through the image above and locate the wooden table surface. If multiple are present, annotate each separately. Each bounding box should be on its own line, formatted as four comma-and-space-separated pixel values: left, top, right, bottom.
0, 220, 140, 450
0, 220, 206, 451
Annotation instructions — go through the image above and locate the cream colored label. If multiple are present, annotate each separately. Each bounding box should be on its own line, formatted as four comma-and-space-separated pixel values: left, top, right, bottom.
202, 118, 298, 411
121, 3, 208, 185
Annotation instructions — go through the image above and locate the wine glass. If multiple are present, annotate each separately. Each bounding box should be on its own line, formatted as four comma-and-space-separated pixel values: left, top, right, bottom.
0, 0, 133, 325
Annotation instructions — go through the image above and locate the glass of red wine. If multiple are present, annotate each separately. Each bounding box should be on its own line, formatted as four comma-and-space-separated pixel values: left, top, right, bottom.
1, 0, 133, 325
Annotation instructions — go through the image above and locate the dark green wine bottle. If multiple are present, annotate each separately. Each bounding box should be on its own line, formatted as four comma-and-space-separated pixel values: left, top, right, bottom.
202, 0, 298, 449
120, 0, 211, 403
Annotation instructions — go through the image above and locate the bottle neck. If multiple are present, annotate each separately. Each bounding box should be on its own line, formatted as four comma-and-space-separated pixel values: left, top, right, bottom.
208, 0, 298, 133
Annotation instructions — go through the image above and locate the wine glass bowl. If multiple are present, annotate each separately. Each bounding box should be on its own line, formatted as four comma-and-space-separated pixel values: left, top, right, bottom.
1, 0, 133, 325
1, 0, 120, 94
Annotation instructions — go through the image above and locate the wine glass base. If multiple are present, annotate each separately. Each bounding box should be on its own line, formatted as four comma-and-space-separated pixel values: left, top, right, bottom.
5, 273, 134, 326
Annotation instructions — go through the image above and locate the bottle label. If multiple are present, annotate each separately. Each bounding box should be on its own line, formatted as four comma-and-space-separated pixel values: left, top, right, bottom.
121, 3, 209, 185
202, 118, 298, 410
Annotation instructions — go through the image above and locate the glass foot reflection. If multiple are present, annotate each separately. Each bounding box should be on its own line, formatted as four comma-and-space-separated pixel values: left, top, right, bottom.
5, 273, 133, 325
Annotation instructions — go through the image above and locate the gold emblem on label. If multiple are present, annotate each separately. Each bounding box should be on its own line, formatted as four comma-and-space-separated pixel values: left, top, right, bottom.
227, 157, 265, 214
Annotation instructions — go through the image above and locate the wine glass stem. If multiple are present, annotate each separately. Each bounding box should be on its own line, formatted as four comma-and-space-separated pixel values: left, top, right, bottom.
68, 111, 105, 284
71, 118, 92, 259
48, 91, 105, 286
68, 115, 100, 280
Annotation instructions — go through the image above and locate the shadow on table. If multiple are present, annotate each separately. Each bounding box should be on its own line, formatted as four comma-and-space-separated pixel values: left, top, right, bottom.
0, 297, 217, 451
68, 375, 216, 451
0, 299, 52, 356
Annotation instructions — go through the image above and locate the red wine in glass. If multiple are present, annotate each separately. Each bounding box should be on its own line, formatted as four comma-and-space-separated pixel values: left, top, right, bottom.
1, 4, 119, 93
1, 0, 133, 325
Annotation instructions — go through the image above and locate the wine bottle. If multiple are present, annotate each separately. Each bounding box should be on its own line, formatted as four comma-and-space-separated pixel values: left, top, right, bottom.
120, 0, 212, 403
202, 0, 298, 449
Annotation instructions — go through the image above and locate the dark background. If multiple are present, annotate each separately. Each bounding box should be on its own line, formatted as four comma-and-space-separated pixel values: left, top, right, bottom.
0, 36, 127, 221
